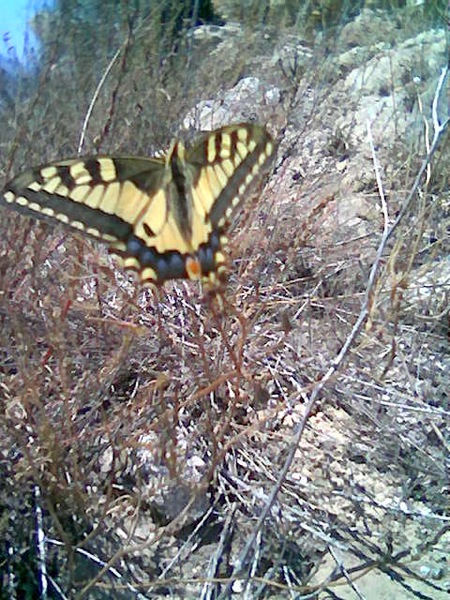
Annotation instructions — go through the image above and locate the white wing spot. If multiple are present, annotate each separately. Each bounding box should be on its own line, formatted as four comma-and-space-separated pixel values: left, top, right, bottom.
102, 233, 118, 243
56, 213, 70, 224
85, 185, 105, 210
99, 158, 117, 182
40, 166, 58, 179
233, 153, 242, 168
258, 152, 267, 166
86, 227, 101, 238
41, 207, 55, 217
69, 185, 91, 203
16, 196, 29, 207
70, 163, 92, 185
110, 240, 126, 251
237, 129, 248, 142
219, 134, 232, 158
215, 251, 225, 264
221, 159, 234, 177
4, 191, 15, 203
43, 176, 62, 194
124, 256, 140, 270
207, 135, 216, 163
237, 142, 248, 159
71, 221, 85, 231
141, 267, 157, 282
215, 166, 228, 188
56, 184, 70, 196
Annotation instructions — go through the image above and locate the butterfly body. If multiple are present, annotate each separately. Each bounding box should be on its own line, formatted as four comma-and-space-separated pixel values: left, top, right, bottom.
1, 124, 275, 285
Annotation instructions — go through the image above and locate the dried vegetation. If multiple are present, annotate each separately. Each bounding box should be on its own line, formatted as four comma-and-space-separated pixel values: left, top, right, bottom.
0, 1, 449, 598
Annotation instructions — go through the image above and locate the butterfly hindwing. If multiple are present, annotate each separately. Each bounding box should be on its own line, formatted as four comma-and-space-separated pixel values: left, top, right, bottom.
1, 124, 275, 285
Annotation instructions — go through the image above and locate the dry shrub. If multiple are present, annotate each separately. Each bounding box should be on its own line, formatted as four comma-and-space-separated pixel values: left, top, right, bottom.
1, 2, 449, 598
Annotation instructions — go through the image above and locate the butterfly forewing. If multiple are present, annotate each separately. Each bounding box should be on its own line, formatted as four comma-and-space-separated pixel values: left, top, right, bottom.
1, 124, 275, 285
2, 156, 167, 242
188, 124, 275, 228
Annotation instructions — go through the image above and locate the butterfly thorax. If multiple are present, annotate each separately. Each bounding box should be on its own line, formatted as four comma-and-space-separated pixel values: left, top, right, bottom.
166, 140, 194, 246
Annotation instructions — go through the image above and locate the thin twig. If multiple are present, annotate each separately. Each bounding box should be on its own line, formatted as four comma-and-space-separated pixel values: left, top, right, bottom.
387, 66, 449, 238
46, 538, 151, 600
34, 485, 48, 600
77, 47, 122, 155
200, 506, 236, 600
329, 546, 367, 600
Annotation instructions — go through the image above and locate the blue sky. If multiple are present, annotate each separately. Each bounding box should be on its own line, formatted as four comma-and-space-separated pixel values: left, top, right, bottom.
0, 0, 52, 60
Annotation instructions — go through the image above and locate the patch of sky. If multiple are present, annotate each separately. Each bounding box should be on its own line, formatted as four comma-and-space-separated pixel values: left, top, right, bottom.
0, 0, 54, 67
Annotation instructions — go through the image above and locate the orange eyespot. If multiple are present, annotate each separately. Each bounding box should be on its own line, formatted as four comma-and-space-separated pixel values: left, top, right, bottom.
185, 256, 202, 280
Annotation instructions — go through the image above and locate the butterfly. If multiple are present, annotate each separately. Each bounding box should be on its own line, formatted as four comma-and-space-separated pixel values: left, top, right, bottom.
1, 124, 275, 285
